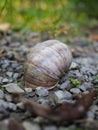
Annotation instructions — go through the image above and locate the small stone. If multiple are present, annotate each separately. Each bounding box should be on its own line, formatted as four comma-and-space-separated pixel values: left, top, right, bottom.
70, 62, 78, 69
37, 98, 51, 105
11, 62, 19, 69
4, 94, 12, 102
0, 99, 8, 111
70, 88, 81, 94
0, 77, 3, 83
54, 90, 72, 102
16, 102, 24, 110
8, 102, 17, 111
35, 86, 49, 97
59, 80, 70, 89
83, 83, 92, 90
6, 71, 13, 77
5, 52, 15, 60
0, 90, 4, 99
79, 85, 86, 91
23, 121, 40, 130
87, 111, 94, 119
2, 78, 9, 84
13, 73, 19, 79
3, 83, 24, 94
24, 87, 32, 93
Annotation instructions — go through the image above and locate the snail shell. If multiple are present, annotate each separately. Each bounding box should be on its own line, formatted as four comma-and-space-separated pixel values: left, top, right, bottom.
24, 40, 72, 89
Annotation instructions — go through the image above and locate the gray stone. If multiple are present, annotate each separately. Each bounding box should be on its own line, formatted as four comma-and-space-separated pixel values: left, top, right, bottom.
79, 85, 86, 91
83, 83, 92, 90
23, 122, 40, 130
3, 83, 24, 94
4, 94, 12, 102
70, 62, 78, 69
11, 62, 19, 69
59, 80, 70, 89
87, 111, 94, 119
37, 98, 51, 105
2, 78, 9, 84
0, 90, 4, 99
24, 87, 32, 93
0, 99, 8, 111
0, 77, 3, 83
8, 102, 17, 111
70, 88, 81, 94
13, 73, 19, 79
6, 72, 13, 77
6, 52, 15, 60
54, 90, 72, 102
35, 86, 49, 97
16, 102, 24, 110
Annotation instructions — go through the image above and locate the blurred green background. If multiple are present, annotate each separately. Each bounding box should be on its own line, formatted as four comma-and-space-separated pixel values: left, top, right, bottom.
0, 0, 98, 36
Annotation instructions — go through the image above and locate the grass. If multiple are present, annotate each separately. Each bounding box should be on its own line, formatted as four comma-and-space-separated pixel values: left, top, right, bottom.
96, 75, 98, 79
0, 0, 98, 38
70, 78, 80, 87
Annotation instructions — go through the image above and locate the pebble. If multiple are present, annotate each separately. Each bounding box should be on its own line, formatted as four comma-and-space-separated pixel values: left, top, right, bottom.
16, 102, 24, 110
54, 90, 72, 103
58, 80, 70, 89
6, 71, 13, 77
87, 111, 95, 119
23, 121, 40, 130
5, 52, 15, 60
2, 78, 9, 84
35, 86, 49, 97
13, 73, 19, 79
3, 83, 24, 94
70, 88, 81, 94
0, 90, 4, 99
0, 99, 8, 111
4, 94, 12, 102
79, 85, 86, 91
24, 87, 32, 93
83, 83, 93, 90
37, 98, 51, 105
8, 102, 17, 111
70, 62, 78, 69
0, 77, 3, 83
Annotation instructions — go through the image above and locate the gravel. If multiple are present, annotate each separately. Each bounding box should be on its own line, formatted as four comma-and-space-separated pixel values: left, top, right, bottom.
70, 88, 81, 94
0, 31, 98, 129
35, 86, 49, 97
58, 80, 70, 89
3, 83, 24, 94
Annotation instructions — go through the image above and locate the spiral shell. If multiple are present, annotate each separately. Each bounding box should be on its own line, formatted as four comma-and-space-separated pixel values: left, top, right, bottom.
24, 40, 72, 89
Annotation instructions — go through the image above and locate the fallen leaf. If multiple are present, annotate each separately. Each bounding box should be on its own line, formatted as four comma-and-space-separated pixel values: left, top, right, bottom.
90, 34, 98, 41
24, 90, 97, 123
8, 119, 25, 130
0, 50, 6, 59
0, 23, 10, 31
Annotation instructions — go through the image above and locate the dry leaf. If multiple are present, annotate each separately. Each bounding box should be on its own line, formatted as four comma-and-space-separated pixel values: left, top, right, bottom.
8, 119, 25, 130
24, 90, 97, 123
0, 23, 10, 31
90, 34, 98, 41
0, 50, 6, 59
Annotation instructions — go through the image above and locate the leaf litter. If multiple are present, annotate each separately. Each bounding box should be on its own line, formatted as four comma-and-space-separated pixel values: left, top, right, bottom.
23, 90, 97, 123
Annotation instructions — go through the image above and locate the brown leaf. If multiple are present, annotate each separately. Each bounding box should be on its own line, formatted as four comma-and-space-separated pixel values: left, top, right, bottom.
24, 90, 97, 123
90, 34, 98, 41
0, 50, 6, 59
8, 119, 25, 130
0, 23, 10, 31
